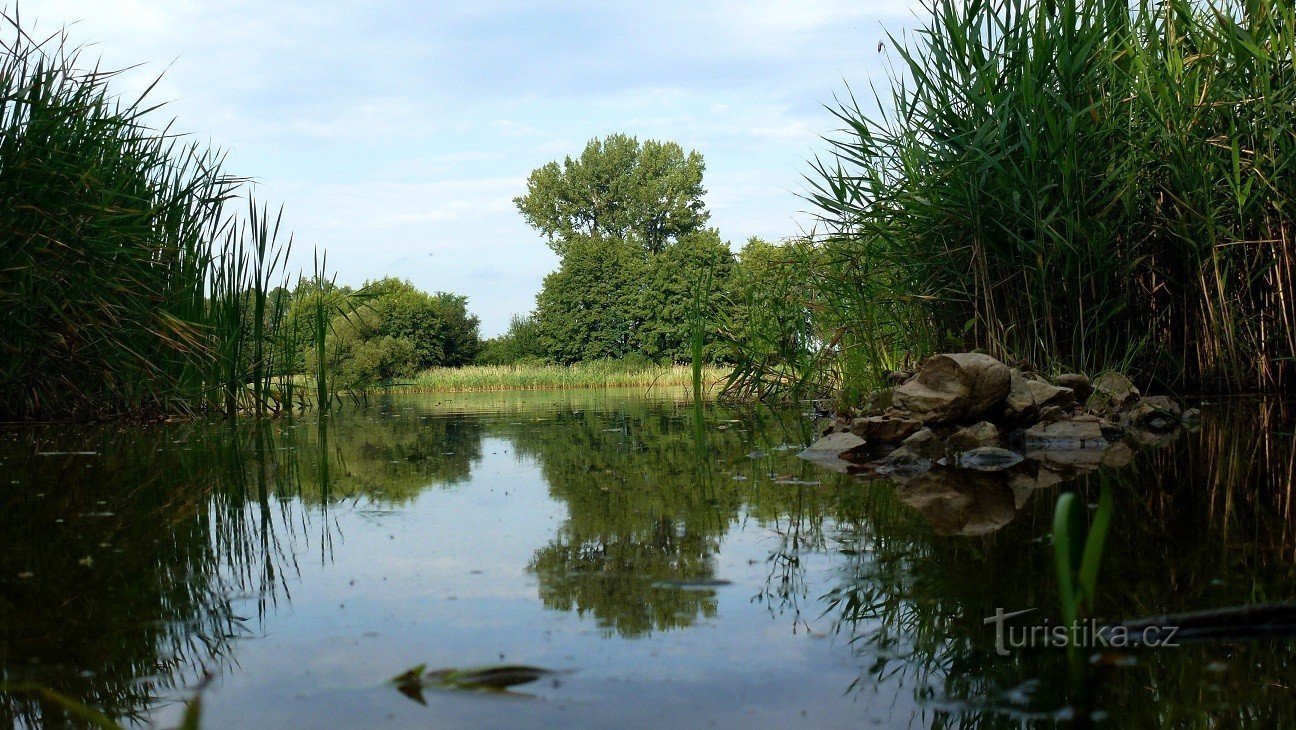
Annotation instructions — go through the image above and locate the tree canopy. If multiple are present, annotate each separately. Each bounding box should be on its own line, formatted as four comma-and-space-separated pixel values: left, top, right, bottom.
514, 134, 709, 256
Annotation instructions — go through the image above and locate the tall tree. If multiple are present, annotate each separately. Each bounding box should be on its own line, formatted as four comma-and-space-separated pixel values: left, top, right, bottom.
514, 134, 709, 255
533, 237, 644, 363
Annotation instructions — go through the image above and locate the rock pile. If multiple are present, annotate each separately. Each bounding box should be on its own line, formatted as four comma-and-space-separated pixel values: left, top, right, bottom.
798, 353, 1198, 536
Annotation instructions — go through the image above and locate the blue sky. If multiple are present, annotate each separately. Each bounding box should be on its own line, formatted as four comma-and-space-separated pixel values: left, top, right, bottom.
25, 0, 920, 335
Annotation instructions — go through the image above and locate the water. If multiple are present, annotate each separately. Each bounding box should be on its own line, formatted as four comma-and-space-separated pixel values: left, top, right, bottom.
2, 390, 1295, 727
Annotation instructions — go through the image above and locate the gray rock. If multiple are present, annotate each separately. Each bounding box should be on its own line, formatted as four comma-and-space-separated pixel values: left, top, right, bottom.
892, 353, 1011, 424
900, 427, 943, 458
956, 446, 1025, 472
875, 446, 932, 477
1003, 369, 1076, 422
1121, 395, 1182, 432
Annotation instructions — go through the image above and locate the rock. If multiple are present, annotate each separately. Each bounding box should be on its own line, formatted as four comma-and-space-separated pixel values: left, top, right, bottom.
1053, 373, 1093, 403
892, 353, 1011, 424
849, 415, 923, 444
859, 387, 894, 416
1088, 371, 1140, 412
949, 421, 1001, 451
1025, 446, 1106, 472
1021, 415, 1107, 449
798, 432, 866, 471
1141, 395, 1182, 416
1003, 369, 1076, 422
900, 427, 943, 458
1099, 441, 1135, 468
956, 446, 1025, 472
875, 446, 932, 477
885, 370, 913, 386
1098, 418, 1125, 440
892, 472, 1019, 536
1122, 395, 1181, 431
1181, 407, 1201, 424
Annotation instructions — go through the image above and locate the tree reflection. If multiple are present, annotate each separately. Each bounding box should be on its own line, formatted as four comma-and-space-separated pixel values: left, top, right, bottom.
0, 409, 484, 726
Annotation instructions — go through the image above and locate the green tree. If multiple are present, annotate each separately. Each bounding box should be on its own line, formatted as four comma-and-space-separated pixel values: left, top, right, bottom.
477, 314, 547, 365
533, 236, 644, 364
632, 229, 735, 363
514, 134, 709, 255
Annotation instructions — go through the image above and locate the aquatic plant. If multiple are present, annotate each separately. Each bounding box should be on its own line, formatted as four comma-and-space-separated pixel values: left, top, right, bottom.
733, 0, 1296, 400
0, 12, 319, 420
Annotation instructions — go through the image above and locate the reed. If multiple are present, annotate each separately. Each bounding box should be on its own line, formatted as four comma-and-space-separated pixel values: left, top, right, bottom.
391, 362, 727, 394
0, 12, 316, 420
734, 0, 1296, 401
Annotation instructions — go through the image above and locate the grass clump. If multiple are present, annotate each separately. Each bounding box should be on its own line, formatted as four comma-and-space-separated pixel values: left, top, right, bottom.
0, 13, 309, 420
737, 0, 1296, 400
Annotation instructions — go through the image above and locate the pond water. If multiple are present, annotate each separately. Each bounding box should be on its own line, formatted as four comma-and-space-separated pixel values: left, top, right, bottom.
2, 389, 1295, 727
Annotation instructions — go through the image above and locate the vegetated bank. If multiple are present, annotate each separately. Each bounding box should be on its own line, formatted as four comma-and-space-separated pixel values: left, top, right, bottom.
387, 361, 728, 394
726, 0, 1296, 405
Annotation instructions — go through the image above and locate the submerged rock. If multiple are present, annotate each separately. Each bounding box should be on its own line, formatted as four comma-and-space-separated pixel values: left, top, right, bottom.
956, 446, 1025, 472
892, 353, 1011, 424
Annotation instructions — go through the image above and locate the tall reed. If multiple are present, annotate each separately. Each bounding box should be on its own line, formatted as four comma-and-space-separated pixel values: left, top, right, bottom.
0, 12, 315, 420
774, 0, 1296, 399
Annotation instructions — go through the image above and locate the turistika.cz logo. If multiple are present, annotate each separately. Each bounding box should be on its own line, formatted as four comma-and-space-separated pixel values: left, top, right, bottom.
984, 608, 1181, 656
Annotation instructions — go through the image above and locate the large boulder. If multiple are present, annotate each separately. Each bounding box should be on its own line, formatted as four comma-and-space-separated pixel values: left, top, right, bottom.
891, 353, 1011, 424
1003, 369, 1076, 422
1088, 371, 1140, 412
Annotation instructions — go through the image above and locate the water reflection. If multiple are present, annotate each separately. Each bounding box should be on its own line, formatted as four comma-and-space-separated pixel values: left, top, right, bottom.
0, 393, 1294, 726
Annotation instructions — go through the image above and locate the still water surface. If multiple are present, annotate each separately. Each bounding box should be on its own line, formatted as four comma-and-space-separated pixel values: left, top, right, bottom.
2, 389, 1295, 727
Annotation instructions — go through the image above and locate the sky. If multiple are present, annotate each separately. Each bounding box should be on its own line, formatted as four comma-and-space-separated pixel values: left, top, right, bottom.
21, 0, 921, 336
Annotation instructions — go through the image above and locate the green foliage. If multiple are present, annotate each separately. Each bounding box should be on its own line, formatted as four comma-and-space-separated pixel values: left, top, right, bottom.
797, 0, 1296, 396
721, 237, 827, 401
514, 133, 709, 255
533, 236, 645, 363
516, 136, 738, 367
0, 12, 313, 419
476, 314, 547, 365
634, 230, 735, 363
298, 277, 481, 387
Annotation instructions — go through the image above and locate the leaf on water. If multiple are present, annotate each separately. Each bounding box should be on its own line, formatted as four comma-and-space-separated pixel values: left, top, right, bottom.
391, 664, 563, 703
